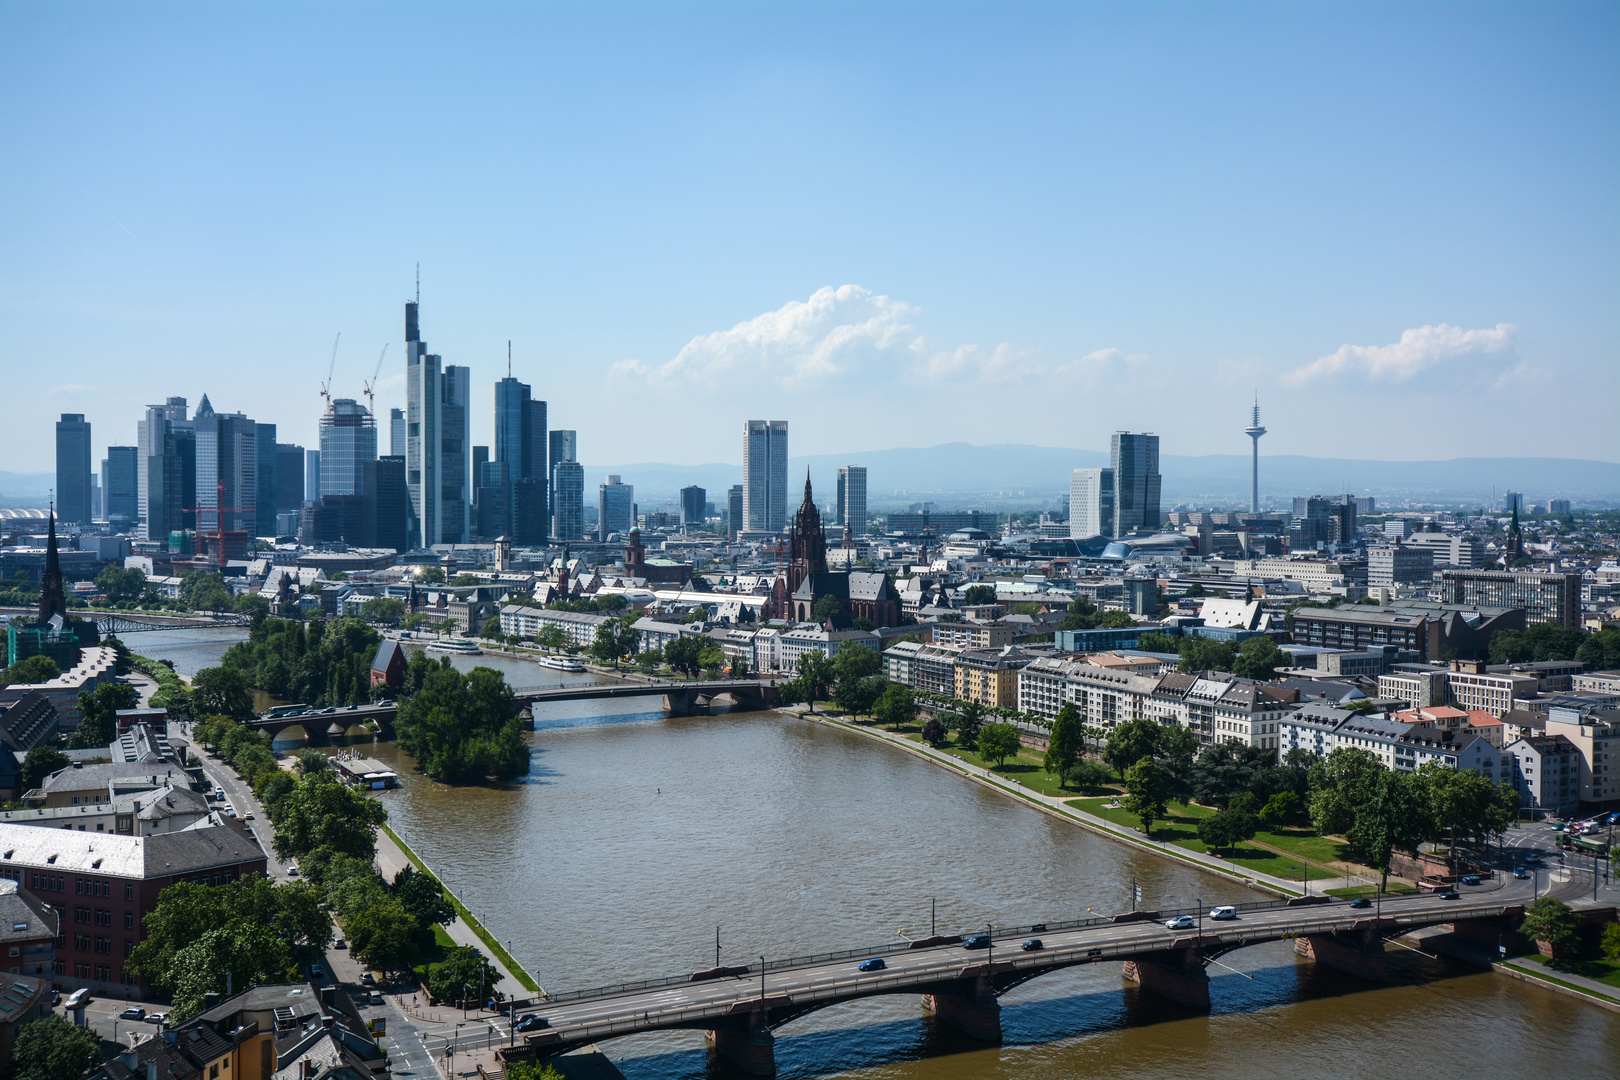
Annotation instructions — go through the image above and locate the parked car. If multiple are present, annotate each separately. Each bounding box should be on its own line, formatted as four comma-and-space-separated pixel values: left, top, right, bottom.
309, 962, 324, 978
369, 990, 384, 1005
962, 934, 991, 950
1209, 906, 1237, 920
120, 1006, 146, 1020
361, 973, 375, 986
1349, 897, 1372, 909
1020, 938, 1043, 951
146, 1013, 168, 1026
858, 958, 886, 972
1164, 915, 1197, 930
287, 865, 300, 878
63, 989, 89, 1010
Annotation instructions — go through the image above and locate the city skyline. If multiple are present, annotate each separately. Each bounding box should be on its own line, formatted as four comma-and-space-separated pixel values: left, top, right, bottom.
3, 4, 1616, 474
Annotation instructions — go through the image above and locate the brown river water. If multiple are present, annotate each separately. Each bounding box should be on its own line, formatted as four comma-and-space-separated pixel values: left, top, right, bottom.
136, 638, 1619, 1077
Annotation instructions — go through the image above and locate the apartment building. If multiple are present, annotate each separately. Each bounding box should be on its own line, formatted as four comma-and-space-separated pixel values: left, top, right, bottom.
1444, 660, 1540, 716
928, 621, 1016, 650
1505, 734, 1582, 816
1439, 569, 1582, 628
1367, 544, 1435, 588
954, 647, 1032, 709
883, 640, 963, 697
1280, 703, 1505, 779
1544, 704, 1620, 807
497, 605, 616, 648
1379, 666, 1450, 709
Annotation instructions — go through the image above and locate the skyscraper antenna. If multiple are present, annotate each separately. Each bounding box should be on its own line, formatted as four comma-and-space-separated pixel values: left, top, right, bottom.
508, 340, 512, 378
415, 263, 420, 304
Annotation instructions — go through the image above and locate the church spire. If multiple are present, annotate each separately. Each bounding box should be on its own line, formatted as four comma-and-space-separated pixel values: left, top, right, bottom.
37, 509, 66, 626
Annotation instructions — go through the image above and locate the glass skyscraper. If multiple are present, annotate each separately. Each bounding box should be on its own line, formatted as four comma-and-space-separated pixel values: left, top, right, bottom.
1110, 431, 1161, 537
319, 399, 378, 498
55, 413, 92, 525
742, 420, 788, 533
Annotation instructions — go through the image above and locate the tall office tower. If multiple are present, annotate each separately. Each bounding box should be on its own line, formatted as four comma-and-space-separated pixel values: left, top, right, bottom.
471, 443, 491, 534
104, 446, 138, 530
389, 408, 406, 458
319, 399, 377, 497
1110, 431, 1161, 537
92, 474, 101, 520
305, 450, 322, 502
548, 429, 576, 529
137, 398, 194, 541
406, 298, 469, 548
472, 444, 490, 511
254, 423, 277, 537
275, 444, 305, 514
742, 420, 789, 533
836, 466, 867, 536
597, 475, 634, 540
362, 456, 409, 552
551, 460, 584, 540
193, 397, 257, 537
1243, 396, 1266, 514
727, 484, 744, 537
493, 375, 548, 543
1503, 491, 1525, 516
1069, 468, 1116, 539
1300, 495, 1357, 544
55, 413, 92, 525
680, 485, 707, 529
476, 460, 508, 538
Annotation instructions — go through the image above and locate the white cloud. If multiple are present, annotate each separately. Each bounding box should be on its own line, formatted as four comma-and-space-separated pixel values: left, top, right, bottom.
49, 383, 99, 395
1282, 323, 1517, 386
612, 284, 920, 388
611, 285, 1145, 393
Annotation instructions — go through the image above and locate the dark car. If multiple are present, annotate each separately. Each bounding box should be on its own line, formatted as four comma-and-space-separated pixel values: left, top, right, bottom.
516, 1016, 549, 1032
1513, 868, 1529, 879
962, 934, 991, 951
309, 962, 324, 978
1020, 938, 1043, 951
1437, 888, 1460, 900
1349, 897, 1372, 909
858, 957, 886, 972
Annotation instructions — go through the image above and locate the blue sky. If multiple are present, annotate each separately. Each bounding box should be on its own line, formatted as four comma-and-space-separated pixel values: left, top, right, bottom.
2, 1, 1616, 477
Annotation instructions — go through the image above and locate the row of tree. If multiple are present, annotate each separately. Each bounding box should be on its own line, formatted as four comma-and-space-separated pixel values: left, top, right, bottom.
394, 654, 530, 784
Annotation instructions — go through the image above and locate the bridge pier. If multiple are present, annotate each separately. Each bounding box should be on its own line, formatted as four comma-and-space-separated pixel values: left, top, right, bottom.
1294, 929, 1389, 982
662, 689, 705, 716
1122, 947, 1210, 1010
705, 1011, 775, 1076
921, 972, 1002, 1042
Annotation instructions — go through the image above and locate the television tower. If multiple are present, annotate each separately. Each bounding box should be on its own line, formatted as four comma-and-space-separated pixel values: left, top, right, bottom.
1244, 394, 1266, 513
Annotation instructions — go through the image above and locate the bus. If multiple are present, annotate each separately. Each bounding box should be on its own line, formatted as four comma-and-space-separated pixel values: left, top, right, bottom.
266, 704, 309, 719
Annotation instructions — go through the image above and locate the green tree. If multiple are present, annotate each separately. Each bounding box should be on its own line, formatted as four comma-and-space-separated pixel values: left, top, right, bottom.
253, 769, 299, 820
1308, 747, 1384, 837
451, 573, 480, 587
1348, 769, 1428, 890
1178, 636, 1237, 673
296, 749, 330, 775
95, 563, 148, 604
978, 721, 1021, 766
1123, 756, 1172, 838
11, 1014, 103, 1080
1070, 759, 1113, 792
1058, 596, 1099, 632
588, 616, 639, 667
1104, 718, 1160, 779
794, 651, 836, 710
393, 866, 457, 928
505, 1063, 565, 1080
362, 596, 406, 623
270, 772, 389, 862
167, 923, 292, 1019
1044, 703, 1082, 788
1135, 631, 1181, 654
19, 744, 70, 793
69, 679, 138, 747
962, 584, 997, 606
1519, 897, 1581, 959
192, 665, 255, 720
954, 701, 985, 750
663, 636, 705, 676
0, 654, 60, 688
1096, 610, 1137, 629
811, 594, 846, 623
178, 570, 233, 611
1197, 807, 1259, 857
872, 684, 916, 730
416, 566, 447, 584
347, 897, 421, 974
427, 945, 503, 1005
1258, 791, 1304, 826
1601, 921, 1620, 962
394, 662, 530, 784
1232, 636, 1285, 681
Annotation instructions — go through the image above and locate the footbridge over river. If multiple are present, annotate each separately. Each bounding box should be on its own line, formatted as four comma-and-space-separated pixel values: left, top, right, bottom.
512, 679, 780, 717
506, 893, 1592, 1076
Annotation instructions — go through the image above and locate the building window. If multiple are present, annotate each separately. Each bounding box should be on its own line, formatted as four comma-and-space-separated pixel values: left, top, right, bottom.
125, 884, 134, 901
125, 912, 134, 930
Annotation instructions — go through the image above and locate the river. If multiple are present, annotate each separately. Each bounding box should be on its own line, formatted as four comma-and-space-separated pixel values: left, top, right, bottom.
123, 633, 1619, 1075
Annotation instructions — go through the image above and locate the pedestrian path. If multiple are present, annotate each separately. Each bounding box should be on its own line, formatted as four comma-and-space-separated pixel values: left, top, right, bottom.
372, 826, 532, 1000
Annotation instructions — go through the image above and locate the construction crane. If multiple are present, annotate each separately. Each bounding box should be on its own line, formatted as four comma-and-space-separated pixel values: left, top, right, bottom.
320, 332, 341, 407
364, 343, 387, 415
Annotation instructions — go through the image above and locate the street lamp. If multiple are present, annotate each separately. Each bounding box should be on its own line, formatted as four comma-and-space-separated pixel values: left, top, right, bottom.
716, 925, 721, 969
759, 957, 766, 1003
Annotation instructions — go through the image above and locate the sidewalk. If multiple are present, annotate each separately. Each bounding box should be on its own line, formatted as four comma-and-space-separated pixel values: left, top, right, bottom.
372, 825, 532, 1000
798, 708, 1367, 901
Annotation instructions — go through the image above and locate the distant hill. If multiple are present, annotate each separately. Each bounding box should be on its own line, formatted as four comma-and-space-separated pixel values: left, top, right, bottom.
587, 445, 1620, 512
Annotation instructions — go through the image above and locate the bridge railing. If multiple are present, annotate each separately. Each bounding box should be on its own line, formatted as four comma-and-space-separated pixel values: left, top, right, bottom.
538, 892, 1432, 1004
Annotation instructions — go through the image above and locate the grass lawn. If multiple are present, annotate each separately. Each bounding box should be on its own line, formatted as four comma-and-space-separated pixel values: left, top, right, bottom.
1524, 953, 1620, 989
1249, 826, 1351, 866
1324, 883, 1419, 898
1068, 797, 1343, 882
410, 924, 459, 983
892, 729, 1115, 801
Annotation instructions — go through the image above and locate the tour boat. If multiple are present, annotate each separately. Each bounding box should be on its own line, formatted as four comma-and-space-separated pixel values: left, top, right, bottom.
426, 639, 483, 655
538, 655, 586, 672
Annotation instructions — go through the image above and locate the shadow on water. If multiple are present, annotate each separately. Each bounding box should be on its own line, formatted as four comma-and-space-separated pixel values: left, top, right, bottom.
612, 948, 1487, 1080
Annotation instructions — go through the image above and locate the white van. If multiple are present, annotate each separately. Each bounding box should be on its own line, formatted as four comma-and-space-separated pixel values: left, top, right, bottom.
1209, 905, 1237, 920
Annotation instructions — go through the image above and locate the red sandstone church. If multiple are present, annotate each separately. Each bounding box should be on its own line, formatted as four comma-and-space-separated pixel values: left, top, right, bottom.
775, 474, 900, 627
